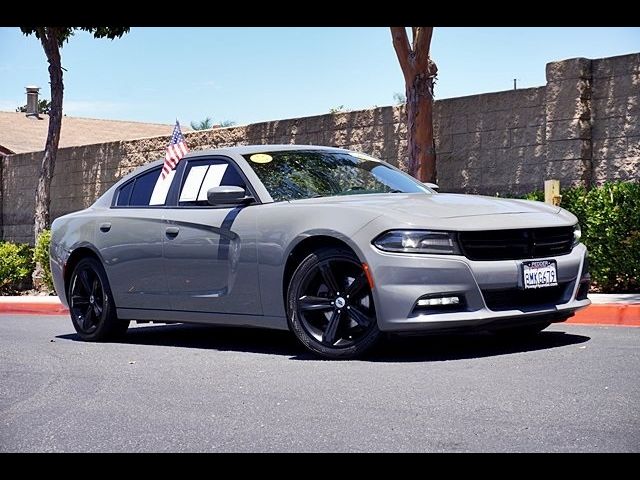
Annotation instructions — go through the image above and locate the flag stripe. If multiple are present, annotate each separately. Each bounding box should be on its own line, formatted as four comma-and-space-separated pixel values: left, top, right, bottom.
161, 121, 189, 179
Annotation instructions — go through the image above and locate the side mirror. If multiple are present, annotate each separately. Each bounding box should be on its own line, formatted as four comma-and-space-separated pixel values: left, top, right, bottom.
424, 182, 440, 192
207, 186, 253, 205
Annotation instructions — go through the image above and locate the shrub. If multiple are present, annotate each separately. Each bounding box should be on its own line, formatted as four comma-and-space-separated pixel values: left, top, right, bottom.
522, 190, 543, 202
560, 182, 640, 293
518, 182, 639, 293
0, 242, 34, 294
33, 229, 54, 292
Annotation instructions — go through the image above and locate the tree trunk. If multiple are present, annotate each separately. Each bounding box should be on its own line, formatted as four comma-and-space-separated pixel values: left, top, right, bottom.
406, 71, 436, 182
33, 28, 63, 289
390, 27, 437, 183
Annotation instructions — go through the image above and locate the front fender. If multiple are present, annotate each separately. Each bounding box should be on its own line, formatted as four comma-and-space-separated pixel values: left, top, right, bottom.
256, 203, 383, 317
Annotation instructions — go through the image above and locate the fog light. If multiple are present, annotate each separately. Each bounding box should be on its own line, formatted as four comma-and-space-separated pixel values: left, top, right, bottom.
417, 296, 461, 307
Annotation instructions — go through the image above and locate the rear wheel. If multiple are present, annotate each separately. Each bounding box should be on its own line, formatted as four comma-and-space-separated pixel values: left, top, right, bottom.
68, 257, 129, 341
287, 247, 380, 359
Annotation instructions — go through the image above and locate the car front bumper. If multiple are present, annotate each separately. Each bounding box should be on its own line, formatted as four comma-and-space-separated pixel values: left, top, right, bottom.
365, 243, 590, 332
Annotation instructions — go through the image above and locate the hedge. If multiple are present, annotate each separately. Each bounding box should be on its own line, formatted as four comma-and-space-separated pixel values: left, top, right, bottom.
0, 230, 53, 294
0, 241, 33, 294
520, 182, 639, 293
34, 229, 54, 292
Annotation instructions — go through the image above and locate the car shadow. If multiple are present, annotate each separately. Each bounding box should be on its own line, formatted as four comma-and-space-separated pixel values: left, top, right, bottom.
56, 323, 591, 362
366, 329, 590, 363
57, 323, 301, 357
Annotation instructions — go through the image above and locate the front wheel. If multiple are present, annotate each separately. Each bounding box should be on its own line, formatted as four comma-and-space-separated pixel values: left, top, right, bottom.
287, 248, 380, 359
68, 257, 129, 341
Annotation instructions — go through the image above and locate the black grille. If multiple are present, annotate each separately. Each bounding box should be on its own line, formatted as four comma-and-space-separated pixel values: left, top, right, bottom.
482, 283, 570, 311
458, 226, 574, 261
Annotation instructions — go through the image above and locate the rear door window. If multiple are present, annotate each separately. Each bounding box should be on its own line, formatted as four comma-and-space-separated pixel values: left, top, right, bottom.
178, 159, 247, 206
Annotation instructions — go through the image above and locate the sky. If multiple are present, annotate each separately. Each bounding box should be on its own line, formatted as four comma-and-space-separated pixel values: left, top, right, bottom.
1, 27, 638, 127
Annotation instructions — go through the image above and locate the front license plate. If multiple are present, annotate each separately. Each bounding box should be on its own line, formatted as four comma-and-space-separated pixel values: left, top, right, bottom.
522, 260, 558, 289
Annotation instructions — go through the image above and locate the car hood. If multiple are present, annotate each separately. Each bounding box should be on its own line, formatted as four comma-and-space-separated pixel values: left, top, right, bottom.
290, 192, 561, 219
286, 192, 575, 232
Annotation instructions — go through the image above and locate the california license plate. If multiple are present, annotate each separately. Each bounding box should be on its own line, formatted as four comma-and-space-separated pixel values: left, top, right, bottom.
522, 260, 558, 289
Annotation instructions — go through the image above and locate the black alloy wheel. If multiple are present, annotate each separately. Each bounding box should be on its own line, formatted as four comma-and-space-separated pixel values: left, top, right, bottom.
68, 257, 129, 341
287, 247, 380, 359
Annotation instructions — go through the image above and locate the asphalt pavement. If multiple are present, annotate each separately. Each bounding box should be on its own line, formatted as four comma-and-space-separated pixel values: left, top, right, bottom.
1, 315, 638, 452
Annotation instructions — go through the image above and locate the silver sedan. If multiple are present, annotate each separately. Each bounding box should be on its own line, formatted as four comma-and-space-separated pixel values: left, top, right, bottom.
50, 145, 591, 359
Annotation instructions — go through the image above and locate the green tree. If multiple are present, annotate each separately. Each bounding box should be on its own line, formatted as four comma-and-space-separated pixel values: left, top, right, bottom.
190, 117, 214, 130
16, 98, 52, 115
390, 27, 438, 182
20, 27, 129, 289
219, 120, 236, 127
392, 92, 406, 105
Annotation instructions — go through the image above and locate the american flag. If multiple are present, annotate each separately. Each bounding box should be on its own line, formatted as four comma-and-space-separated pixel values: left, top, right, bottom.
161, 120, 189, 179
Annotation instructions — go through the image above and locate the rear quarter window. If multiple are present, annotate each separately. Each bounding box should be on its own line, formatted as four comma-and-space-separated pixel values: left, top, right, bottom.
115, 181, 134, 206
114, 167, 172, 207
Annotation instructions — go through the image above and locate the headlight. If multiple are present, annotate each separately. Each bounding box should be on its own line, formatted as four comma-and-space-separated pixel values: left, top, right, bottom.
573, 223, 582, 247
373, 230, 461, 255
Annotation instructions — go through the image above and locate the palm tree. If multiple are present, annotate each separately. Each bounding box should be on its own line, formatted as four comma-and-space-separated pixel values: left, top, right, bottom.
190, 117, 214, 130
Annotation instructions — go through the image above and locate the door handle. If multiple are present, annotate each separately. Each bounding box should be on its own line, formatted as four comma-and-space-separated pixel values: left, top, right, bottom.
165, 226, 180, 237
99, 222, 111, 232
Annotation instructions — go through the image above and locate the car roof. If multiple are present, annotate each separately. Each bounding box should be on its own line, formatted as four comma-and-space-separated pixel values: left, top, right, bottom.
189, 144, 349, 158
92, 145, 356, 207
142, 144, 350, 169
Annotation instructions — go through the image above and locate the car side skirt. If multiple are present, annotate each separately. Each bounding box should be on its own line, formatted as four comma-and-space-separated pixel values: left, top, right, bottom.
116, 308, 289, 331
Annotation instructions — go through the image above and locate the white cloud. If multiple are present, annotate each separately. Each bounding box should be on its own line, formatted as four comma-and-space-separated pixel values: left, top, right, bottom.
62, 100, 129, 117
0, 64, 41, 73
1, 98, 135, 117
196, 80, 221, 89
0, 99, 20, 111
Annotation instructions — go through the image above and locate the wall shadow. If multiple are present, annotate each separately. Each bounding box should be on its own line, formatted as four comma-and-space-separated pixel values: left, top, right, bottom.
56, 323, 590, 363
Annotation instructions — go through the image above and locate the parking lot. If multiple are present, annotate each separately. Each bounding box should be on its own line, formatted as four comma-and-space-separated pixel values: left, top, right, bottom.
1, 315, 638, 452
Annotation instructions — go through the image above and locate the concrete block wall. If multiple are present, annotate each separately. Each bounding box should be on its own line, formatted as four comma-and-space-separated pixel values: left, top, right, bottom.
544, 57, 594, 188
433, 87, 547, 194
591, 53, 640, 183
2, 53, 639, 244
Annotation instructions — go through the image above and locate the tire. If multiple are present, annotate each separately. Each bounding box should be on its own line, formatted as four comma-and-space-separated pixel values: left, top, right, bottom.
67, 257, 129, 341
491, 321, 551, 339
287, 247, 380, 359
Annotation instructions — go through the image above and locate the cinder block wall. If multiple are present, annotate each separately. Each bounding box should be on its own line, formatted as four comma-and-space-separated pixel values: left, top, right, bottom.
2, 53, 638, 244
591, 54, 640, 182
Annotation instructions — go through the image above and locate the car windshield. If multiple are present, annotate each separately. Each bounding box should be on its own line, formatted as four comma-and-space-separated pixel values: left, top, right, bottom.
243, 150, 432, 202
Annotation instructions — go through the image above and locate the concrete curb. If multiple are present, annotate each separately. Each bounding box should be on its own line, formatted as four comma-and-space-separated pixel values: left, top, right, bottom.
0, 295, 638, 326
568, 305, 640, 327
0, 296, 69, 315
